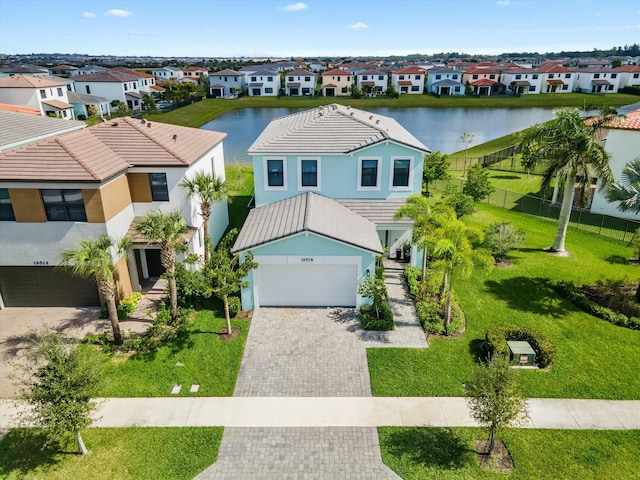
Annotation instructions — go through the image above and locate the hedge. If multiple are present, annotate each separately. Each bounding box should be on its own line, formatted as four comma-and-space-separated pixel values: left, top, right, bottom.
555, 280, 640, 331
404, 267, 421, 297
486, 324, 556, 368
360, 301, 395, 331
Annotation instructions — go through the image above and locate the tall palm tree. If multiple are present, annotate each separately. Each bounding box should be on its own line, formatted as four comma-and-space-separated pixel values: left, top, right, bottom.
521, 108, 615, 254
180, 172, 228, 262
60, 235, 132, 345
605, 157, 640, 214
134, 210, 188, 321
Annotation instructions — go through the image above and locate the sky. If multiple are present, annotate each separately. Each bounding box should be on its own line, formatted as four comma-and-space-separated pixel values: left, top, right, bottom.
0, 0, 639, 58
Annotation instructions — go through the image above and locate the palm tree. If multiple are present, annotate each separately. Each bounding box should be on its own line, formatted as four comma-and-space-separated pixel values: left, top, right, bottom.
394, 194, 454, 279
134, 210, 188, 321
180, 172, 228, 262
60, 235, 132, 345
521, 108, 615, 254
605, 157, 640, 214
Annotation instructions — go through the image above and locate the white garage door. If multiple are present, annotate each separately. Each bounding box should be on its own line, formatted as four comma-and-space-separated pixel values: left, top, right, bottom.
258, 263, 357, 307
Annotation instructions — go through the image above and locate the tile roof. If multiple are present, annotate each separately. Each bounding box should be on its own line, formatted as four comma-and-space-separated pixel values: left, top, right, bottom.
72, 71, 139, 83
471, 79, 498, 86
111, 67, 154, 78
397, 80, 413, 86
546, 79, 565, 85
537, 64, 573, 73
0, 110, 85, 153
212, 69, 242, 76
0, 74, 65, 88
248, 103, 429, 155
394, 66, 425, 74
433, 79, 464, 87
604, 111, 640, 131
67, 91, 109, 104
338, 199, 413, 225
0, 117, 226, 181
232, 192, 383, 254
322, 68, 351, 76
41, 99, 73, 109
287, 69, 315, 76
616, 65, 640, 73
127, 216, 198, 244
0, 103, 40, 115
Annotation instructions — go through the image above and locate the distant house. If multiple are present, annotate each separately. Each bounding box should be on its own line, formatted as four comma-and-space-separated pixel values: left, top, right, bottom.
73, 71, 143, 111
0, 75, 75, 120
309, 61, 325, 73
355, 69, 388, 95
1, 65, 49, 77
536, 64, 575, 93
209, 69, 245, 97
67, 91, 111, 119
615, 65, 640, 89
0, 109, 85, 153
426, 67, 464, 96
284, 69, 316, 96
500, 68, 542, 94
183, 67, 208, 78
573, 68, 621, 94
321, 69, 352, 96
111, 68, 158, 94
590, 110, 640, 221
462, 67, 505, 96
152, 66, 184, 80
391, 66, 426, 94
48, 65, 78, 77
245, 67, 281, 96
70, 65, 108, 77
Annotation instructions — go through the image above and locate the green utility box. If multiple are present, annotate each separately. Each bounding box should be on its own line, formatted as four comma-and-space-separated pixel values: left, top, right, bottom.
507, 341, 536, 367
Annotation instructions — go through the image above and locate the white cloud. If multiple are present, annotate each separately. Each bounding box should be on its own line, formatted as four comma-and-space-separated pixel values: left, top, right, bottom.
626, 24, 640, 29
282, 2, 308, 12
105, 9, 133, 17
497, 0, 510, 5
82, 11, 97, 19
349, 22, 369, 30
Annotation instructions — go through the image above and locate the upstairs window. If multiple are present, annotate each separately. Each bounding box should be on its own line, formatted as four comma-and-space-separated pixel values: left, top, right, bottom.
391, 158, 411, 188
515, 74, 522, 79
565, 73, 571, 78
362, 75, 368, 80
532, 74, 538, 79
594, 73, 600, 79
472, 74, 478, 79
435, 74, 442, 80
358, 158, 380, 189
266, 158, 285, 188
41, 189, 87, 222
149, 173, 169, 201
267, 76, 273, 82
0, 189, 15, 221
57, 87, 63, 96
40, 89, 46, 99
85, 85, 91, 94
378, 75, 384, 80
299, 158, 319, 189
305, 76, 311, 82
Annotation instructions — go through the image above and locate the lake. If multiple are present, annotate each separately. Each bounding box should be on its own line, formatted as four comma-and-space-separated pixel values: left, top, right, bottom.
201, 107, 570, 163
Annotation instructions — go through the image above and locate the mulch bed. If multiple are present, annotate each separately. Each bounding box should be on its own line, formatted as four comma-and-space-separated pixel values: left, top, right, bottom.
495, 259, 514, 268
475, 439, 515, 473
581, 282, 640, 319
217, 327, 241, 341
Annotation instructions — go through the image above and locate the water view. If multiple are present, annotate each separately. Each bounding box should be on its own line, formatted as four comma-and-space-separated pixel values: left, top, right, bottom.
201, 107, 571, 164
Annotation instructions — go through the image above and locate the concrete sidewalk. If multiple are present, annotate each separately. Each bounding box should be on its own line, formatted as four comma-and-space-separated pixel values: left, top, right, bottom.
2, 397, 639, 430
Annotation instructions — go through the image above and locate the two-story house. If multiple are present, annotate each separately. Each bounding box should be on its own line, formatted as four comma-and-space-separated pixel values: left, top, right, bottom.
183, 67, 208, 78
284, 69, 316, 96
426, 67, 465, 96
152, 66, 185, 80
355, 69, 388, 95
462, 67, 505, 95
245, 67, 281, 96
573, 68, 621, 94
615, 65, 640, 89
391, 66, 426, 94
232, 104, 429, 309
70, 65, 108, 77
73, 71, 143, 111
0, 75, 75, 120
209, 69, 245, 97
321, 69, 353, 96
500, 68, 542, 94
537, 64, 575, 93
0, 116, 228, 308
111, 68, 158, 94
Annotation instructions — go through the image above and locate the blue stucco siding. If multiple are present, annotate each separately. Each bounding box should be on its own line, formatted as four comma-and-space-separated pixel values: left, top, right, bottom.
238, 232, 378, 310
253, 142, 424, 207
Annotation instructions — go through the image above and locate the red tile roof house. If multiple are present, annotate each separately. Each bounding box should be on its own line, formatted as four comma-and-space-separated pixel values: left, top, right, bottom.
391, 66, 426, 94
536, 64, 576, 93
111, 68, 158, 94
72, 71, 146, 111
0, 75, 76, 120
461, 67, 506, 96
183, 67, 209, 78
0, 116, 228, 308
615, 65, 640, 89
321, 69, 353, 96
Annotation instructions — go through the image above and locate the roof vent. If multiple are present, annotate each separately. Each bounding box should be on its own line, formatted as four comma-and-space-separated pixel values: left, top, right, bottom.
141, 119, 146, 124
111, 121, 118, 127
369, 115, 374, 120
173, 134, 177, 141
147, 122, 151, 128
376, 120, 380, 124
350, 112, 354, 116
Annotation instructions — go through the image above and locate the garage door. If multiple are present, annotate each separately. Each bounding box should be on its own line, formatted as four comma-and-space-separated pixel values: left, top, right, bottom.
258, 263, 357, 307
0, 266, 100, 307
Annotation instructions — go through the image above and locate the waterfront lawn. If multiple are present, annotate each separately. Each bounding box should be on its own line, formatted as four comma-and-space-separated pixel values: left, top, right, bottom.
0, 427, 222, 480
225, 164, 254, 231
368, 204, 640, 399
379, 427, 640, 480
85, 302, 248, 397
142, 93, 639, 128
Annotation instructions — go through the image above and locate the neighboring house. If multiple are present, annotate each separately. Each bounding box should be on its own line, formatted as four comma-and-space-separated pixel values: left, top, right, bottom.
0, 75, 75, 120
152, 66, 184, 80
0, 116, 228, 308
536, 64, 576, 93
0, 110, 85, 153
111, 68, 157, 94
245, 68, 281, 96
573, 68, 621, 94
67, 91, 111, 119
462, 67, 505, 95
391, 66, 426, 94
233, 104, 429, 310
426, 67, 464, 96
616, 65, 640, 88
309, 61, 325, 73
355, 69, 388, 95
1, 65, 50, 77
48, 65, 78, 77
209, 69, 245, 97
70, 65, 108, 77
590, 110, 640, 221
284, 69, 316, 96
0, 102, 41, 117
500, 68, 542, 94
321, 69, 352, 96
73, 71, 143, 111
177, 76, 200, 85
183, 67, 208, 78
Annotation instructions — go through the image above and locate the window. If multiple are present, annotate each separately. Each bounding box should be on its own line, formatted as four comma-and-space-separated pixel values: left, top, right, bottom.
288, 76, 294, 81
267, 76, 273, 82
0, 189, 15, 221
305, 76, 311, 82
454, 86, 461, 92
634, 73, 639, 79
472, 74, 478, 79
124, 83, 128, 91
528, 85, 536, 92
399, 75, 405, 80
411, 85, 420, 92
548, 74, 554, 79
594, 73, 600, 79
489, 74, 495, 79
62, 110, 67, 118
362, 75, 368, 80
265, 158, 285, 188
347, 76, 351, 82
515, 74, 521, 79
415, 75, 421, 80
149, 173, 169, 201
565, 73, 571, 78
435, 74, 441, 80
40, 89, 46, 99
302, 87, 310, 94
251, 76, 257, 81
608, 84, 614, 91
391, 158, 411, 188
341, 87, 348, 94
57, 87, 63, 96
562, 84, 569, 91
378, 75, 384, 80
299, 158, 320, 189
532, 74, 538, 79
611, 73, 617, 78
265, 87, 273, 94
41, 189, 87, 222
358, 158, 380, 189
453, 75, 459, 80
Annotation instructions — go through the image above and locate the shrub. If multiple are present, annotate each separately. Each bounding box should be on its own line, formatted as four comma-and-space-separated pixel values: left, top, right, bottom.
404, 267, 421, 297
485, 324, 556, 368
555, 281, 640, 330
483, 222, 526, 262
117, 292, 143, 320
443, 185, 475, 218
227, 296, 242, 317
415, 296, 464, 335
360, 302, 394, 330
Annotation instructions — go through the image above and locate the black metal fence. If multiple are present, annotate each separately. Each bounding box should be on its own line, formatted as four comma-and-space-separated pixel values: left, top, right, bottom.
448, 143, 546, 175
434, 179, 640, 242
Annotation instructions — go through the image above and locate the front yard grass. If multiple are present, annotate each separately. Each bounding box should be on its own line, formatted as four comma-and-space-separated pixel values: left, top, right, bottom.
379, 427, 640, 480
0, 427, 222, 480
368, 203, 640, 399
83, 303, 247, 397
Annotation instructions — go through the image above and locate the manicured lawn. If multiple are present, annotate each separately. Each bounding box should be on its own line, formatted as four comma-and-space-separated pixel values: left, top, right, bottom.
84, 305, 248, 397
368, 203, 640, 399
379, 427, 640, 480
143, 93, 638, 128
225, 164, 254, 231
0, 427, 222, 479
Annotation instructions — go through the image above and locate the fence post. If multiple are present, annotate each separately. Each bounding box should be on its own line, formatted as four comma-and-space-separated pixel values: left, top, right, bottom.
599, 215, 605, 235
503, 190, 507, 209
